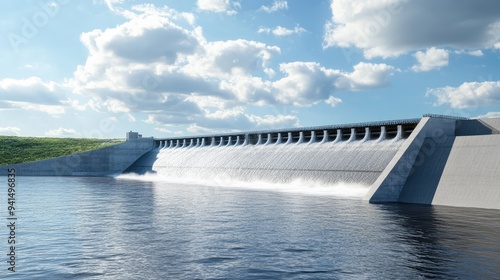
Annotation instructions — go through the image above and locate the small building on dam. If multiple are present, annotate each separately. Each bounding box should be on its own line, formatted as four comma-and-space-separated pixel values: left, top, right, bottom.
2, 114, 500, 210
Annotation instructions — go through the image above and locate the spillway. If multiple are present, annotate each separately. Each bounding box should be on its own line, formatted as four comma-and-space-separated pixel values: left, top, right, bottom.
126, 124, 412, 186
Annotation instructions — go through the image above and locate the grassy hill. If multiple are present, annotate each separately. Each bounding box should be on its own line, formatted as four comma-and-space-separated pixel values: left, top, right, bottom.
0, 136, 123, 166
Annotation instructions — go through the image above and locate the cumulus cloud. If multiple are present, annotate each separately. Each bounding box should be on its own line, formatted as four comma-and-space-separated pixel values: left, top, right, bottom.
0, 77, 69, 116
326, 96, 342, 107
271, 62, 397, 106
411, 47, 449, 72
428, 81, 500, 108
66, 4, 399, 132
197, 0, 240, 15
0, 3, 407, 134
0, 77, 64, 105
45, 127, 81, 137
342, 62, 397, 90
79, 11, 201, 66
324, 0, 500, 58
0, 127, 21, 136
260, 1, 288, 13
258, 25, 306, 36
71, 8, 289, 131
186, 39, 280, 78
71, 6, 211, 107
476, 112, 500, 118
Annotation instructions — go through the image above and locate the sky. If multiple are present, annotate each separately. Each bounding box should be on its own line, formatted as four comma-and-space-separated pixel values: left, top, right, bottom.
1, 0, 499, 138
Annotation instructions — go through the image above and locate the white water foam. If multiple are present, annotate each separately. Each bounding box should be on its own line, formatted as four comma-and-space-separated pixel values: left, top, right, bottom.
115, 172, 371, 199
121, 139, 403, 199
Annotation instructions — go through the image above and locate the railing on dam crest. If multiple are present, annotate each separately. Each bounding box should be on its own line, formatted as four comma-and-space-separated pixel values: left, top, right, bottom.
153, 118, 422, 149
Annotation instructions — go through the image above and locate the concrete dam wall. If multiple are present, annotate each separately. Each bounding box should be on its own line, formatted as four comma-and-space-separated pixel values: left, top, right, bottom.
0, 138, 154, 176
2, 115, 499, 210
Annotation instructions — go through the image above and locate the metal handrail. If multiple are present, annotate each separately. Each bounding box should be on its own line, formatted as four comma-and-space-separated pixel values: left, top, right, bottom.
154, 117, 422, 141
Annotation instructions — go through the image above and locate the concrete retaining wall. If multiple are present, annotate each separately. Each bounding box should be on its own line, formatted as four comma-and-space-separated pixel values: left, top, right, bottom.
0, 138, 154, 176
366, 116, 500, 210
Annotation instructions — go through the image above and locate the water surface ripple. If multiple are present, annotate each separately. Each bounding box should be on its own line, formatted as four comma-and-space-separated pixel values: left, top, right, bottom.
7, 177, 500, 279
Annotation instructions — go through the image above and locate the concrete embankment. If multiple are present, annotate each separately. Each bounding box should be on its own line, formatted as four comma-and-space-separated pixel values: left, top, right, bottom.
365, 116, 500, 210
0, 138, 154, 176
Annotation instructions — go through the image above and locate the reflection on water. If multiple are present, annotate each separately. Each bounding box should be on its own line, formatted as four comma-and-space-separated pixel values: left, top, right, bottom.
8, 177, 500, 279
379, 204, 500, 278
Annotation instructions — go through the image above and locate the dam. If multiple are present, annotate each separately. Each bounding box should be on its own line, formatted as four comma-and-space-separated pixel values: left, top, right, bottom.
2, 114, 500, 210
127, 118, 418, 187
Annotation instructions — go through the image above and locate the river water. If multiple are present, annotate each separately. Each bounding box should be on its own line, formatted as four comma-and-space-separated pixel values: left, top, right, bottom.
5, 176, 500, 279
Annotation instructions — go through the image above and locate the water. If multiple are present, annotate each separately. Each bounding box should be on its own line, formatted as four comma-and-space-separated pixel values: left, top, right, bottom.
6, 176, 500, 279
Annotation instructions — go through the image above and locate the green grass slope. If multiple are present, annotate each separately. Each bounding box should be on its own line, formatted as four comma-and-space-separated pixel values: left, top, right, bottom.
0, 136, 123, 166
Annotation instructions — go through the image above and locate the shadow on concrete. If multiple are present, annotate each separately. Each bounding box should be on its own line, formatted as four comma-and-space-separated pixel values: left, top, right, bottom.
455, 119, 496, 136
397, 137, 455, 204
123, 148, 160, 174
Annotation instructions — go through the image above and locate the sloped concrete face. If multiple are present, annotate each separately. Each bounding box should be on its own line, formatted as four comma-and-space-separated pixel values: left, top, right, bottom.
0, 138, 154, 176
365, 117, 456, 203
431, 135, 500, 209
366, 116, 500, 210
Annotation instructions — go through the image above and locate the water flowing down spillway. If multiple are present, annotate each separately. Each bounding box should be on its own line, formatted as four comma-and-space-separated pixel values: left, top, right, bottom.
126, 137, 405, 190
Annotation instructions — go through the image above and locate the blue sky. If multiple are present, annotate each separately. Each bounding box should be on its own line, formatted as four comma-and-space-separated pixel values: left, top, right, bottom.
1, 0, 499, 138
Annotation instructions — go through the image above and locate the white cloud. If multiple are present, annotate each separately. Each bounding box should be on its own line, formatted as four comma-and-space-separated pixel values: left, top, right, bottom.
271, 62, 339, 106
186, 39, 280, 78
271, 62, 397, 106
260, 1, 288, 13
102, 0, 123, 12
79, 12, 200, 66
257, 27, 271, 34
0, 3, 406, 135
45, 127, 81, 137
0, 77, 69, 116
7, 101, 66, 116
66, 4, 399, 132
324, 0, 500, 58
147, 106, 299, 133
248, 114, 299, 129
258, 25, 306, 36
428, 81, 500, 108
411, 47, 449, 72
326, 96, 342, 107
454, 49, 484, 57
476, 112, 500, 118
103, 99, 130, 113
0, 77, 64, 105
341, 62, 398, 90
0, 127, 21, 136
469, 50, 484, 57
71, 6, 212, 112
197, 0, 239, 15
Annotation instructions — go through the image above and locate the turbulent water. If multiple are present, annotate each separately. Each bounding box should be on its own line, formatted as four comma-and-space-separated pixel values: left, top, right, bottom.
7, 176, 500, 279
129, 139, 404, 186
